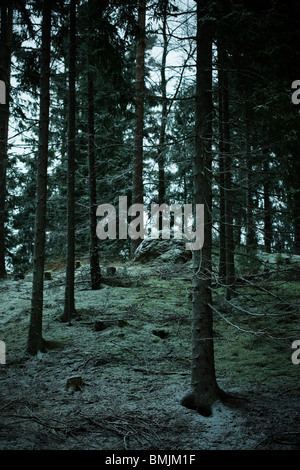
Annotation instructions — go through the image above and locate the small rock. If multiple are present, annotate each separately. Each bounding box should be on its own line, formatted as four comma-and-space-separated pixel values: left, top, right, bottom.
152, 329, 169, 339
94, 320, 108, 332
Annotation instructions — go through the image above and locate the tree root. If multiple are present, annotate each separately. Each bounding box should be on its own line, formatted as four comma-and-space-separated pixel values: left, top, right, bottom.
181, 386, 249, 417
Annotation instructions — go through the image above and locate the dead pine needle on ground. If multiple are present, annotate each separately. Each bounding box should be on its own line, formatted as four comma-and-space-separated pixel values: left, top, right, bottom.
0, 255, 300, 450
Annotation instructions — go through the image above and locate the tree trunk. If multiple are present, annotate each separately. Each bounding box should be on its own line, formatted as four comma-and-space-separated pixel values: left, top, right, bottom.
131, 0, 146, 257
218, 41, 227, 282
218, 135, 226, 280
219, 42, 235, 299
263, 159, 272, 253
0, 1, 13, 279
245, 106, 256, 249
27, 0, 51, 355
158, 0, 168, 229
181, 0, 223, 416
88, 0, 101, 290
290, 149, 300, 255
294, 187, 300, 255
62, 0, 76, 323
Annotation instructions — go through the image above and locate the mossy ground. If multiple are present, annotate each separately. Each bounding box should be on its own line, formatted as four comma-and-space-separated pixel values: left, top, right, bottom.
0, 254, 299, 450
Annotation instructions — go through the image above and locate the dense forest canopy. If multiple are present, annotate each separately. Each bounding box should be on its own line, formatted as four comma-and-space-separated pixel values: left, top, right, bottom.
0, 0, 300, 445
1, 0, 299, 273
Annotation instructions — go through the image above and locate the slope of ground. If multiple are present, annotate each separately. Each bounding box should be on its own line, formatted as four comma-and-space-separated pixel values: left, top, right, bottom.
0, 256, 299, 451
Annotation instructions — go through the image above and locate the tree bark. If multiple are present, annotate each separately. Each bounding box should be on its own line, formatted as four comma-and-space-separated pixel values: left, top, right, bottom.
293, 187, 300, 255
218, 41, 235, 299
27, 0, 51, 355
62, 0, 77, 323
245, 105, 256, 249
88, 0, 101, 290
263, 159, 272, 253
181, 0, 223, 416
218, 40, 227, 282
131, 0, 146, 257
290, 148, 300, 255
218, 119, 226, 279
0, 1, 13, 279
157, 0, 168, 226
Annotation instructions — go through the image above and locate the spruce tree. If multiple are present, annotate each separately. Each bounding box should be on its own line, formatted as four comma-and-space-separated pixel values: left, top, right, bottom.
27, 0, 52, 355
62, 0, 77, 323
181, 0, 225, 416
0, 1, 13, 279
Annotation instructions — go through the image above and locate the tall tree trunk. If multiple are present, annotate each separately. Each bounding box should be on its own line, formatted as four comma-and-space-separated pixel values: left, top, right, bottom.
218, 42, 227, 282
0, 1, 13, 279
246, 151, 256, 248
62, 0, 77, 323
181, 0, 224, 416
158, 0, 168, 229
88, 0, 101, 290
263, 159, 272, 253
245, 106, 256, 249
290, 148, 300, 255
218, 42, 235, 299
293, 187, 300, 255
27, 0, 51, 355
131, 0, 146, 257
218, 165, 226, 279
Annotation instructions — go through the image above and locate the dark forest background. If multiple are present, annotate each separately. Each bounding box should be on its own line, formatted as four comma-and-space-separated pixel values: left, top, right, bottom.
1, 0, 299, 276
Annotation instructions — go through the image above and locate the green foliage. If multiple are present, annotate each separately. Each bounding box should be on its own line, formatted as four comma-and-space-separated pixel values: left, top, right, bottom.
4, 0, 300, 271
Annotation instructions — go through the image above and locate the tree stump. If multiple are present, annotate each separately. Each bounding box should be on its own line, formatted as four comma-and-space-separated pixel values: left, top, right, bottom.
66, 376, 84, 392
106, 266, 116, 276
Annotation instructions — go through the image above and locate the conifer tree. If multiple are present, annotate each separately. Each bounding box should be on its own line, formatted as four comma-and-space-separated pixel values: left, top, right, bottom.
181, 0, 225, 416
27, 0, 52, 355
131, 0, 146, 257
0, 1, 13, 279
87, 0, 101, 290
62, 0, 77, 323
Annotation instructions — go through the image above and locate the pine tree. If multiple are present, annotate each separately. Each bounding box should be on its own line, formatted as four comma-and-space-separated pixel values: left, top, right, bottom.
87, 0, 101, 290
62, 0, 77, 323
27, 0, 52, 355
0, 1, 13, 279
157, 0, 168, 217
131, 0, 146, 257
218, 39, 235, 298
181, 0, 225, 416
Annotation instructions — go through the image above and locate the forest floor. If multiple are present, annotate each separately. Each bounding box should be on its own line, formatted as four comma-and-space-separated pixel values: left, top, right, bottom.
0, 251, 300, 452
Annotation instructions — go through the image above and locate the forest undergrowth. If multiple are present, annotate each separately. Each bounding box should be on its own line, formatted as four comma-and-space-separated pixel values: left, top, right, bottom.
0, 252, 299, 450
